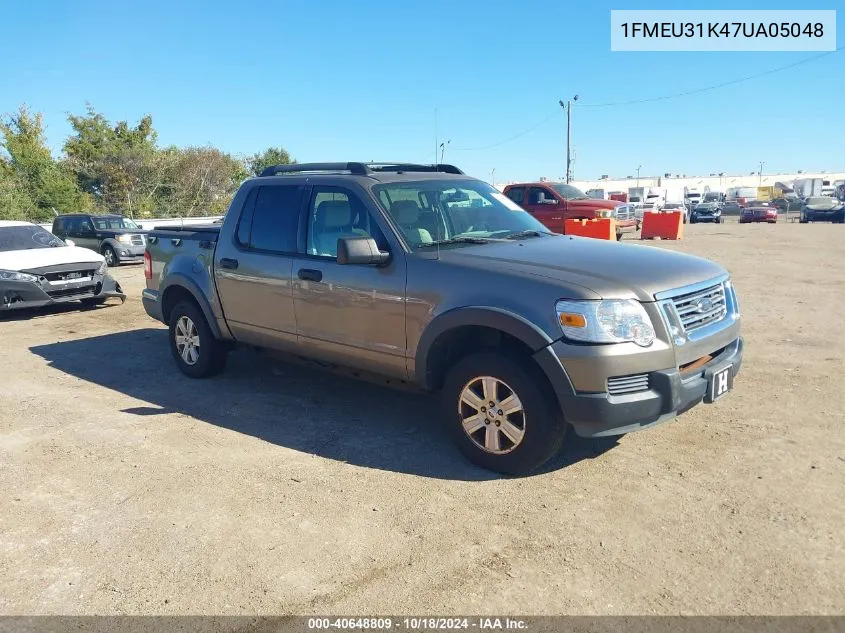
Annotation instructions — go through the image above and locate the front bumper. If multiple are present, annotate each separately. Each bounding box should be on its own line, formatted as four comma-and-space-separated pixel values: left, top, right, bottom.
534, 336, 743, 438
114, 245, 146, 263
1, 274, 126, 312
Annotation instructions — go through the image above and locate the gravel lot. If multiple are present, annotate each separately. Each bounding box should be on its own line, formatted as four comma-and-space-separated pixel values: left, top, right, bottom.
1, 221, 843, 616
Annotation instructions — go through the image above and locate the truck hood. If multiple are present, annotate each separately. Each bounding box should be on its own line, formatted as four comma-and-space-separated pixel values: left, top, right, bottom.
438, 236, 726, 301
0, 246, 104, 272
566, 198, 618, 210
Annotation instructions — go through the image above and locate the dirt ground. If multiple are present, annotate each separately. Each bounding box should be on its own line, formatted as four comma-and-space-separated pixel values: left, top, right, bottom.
1, 220, 843, 616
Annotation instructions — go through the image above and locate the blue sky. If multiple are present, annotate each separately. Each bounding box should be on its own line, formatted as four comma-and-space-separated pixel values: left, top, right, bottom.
1, 0, 842, 183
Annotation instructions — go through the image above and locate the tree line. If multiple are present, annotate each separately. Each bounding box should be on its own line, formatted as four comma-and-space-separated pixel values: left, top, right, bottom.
0, 105, 294, 221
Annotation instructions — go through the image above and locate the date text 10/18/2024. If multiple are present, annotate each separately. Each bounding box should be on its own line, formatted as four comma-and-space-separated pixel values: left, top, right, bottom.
308, 617, 529, 630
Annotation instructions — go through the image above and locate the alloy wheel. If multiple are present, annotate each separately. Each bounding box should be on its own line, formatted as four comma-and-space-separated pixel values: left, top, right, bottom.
174, 315, 200, 365
458, 376, 526, 454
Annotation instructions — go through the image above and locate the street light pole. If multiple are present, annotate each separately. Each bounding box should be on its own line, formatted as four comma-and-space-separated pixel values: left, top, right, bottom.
559, 96, 579, 183
636, 165, 642, 186
759, 161, 765, 185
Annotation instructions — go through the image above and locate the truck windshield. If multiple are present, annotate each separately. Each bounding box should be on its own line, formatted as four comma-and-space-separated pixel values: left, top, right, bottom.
0, 226, 65, 252
703, 193, 720, 202
373, 180, 552, 249
551, 184, 589, 200
92, 217, 140, 230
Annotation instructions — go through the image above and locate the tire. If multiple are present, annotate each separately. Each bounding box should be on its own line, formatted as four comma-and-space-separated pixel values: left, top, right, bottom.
690, 217, 697, 224
168, 300, 227, 378
102, 245, 118, 267
616, 231, 624, 242
441, 352, 567, 475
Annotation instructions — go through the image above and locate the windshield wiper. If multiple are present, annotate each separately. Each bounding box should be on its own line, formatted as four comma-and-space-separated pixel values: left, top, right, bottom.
418, 236, 498, 248
505, 230, 552, 240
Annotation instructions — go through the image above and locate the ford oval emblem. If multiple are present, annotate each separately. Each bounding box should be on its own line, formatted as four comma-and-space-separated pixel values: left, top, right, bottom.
694, 297, 714, 313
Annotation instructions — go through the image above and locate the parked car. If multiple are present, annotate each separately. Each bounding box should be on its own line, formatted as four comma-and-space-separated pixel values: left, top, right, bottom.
503, 182, 639, 240
690, 194, 724, 224
739, 204, 778, 224
142, 162, 743, 475
799, 197, 845, 224
52, 213, 148, 266
0, 221, 125, 311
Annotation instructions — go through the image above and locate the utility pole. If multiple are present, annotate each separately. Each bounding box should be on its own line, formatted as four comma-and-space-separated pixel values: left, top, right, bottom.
759, 161, 765, 185
559, 95, 579, 183
636, 165, 642, 186
490, 168, 496, 186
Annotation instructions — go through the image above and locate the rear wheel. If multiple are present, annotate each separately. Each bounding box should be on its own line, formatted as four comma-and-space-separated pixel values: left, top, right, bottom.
441, 352, 567, 475
168, 301, 227, 378
616, 231, 624, 241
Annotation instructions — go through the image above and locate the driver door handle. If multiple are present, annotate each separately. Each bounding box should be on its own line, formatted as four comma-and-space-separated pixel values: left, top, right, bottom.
298, 268, 323, 282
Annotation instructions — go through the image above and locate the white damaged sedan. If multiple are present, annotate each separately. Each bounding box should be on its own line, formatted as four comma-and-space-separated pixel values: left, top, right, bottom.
0, 221, 126, 312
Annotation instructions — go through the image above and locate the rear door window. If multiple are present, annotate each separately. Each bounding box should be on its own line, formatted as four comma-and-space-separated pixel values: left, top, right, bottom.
245, 185, 303, 253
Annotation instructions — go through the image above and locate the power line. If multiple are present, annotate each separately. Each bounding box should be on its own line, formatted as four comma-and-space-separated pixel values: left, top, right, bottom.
453, 110, 562, 151
450, 46, 843, 152
579, 45, 844, 108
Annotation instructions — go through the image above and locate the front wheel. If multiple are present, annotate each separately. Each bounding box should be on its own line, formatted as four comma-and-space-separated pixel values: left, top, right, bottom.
441, 353, 567, 475
102, 245, 118, 267
168, 301, 228, 378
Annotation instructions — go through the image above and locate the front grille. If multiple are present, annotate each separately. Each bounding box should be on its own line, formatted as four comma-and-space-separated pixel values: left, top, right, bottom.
47, 285, 97, 299
608, 373, 650, 395
671, 283, 727, 332
41, 268, 97, 282
614, 206, 634, 221
131, 235, 145, 246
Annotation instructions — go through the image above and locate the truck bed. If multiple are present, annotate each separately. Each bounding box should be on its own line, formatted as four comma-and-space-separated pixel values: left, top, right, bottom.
150, 224, 221, 239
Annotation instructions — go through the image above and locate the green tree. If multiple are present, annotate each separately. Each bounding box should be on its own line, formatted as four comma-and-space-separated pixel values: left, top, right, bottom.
157, 146, 246, 217
0, 161, 38, 221
0, 105, 85, 220
64, 106, 160, 216
247, 146, 295, 177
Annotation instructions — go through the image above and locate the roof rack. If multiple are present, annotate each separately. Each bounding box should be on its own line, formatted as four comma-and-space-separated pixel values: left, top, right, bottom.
366, 163, 465, 175
259, 162, 369, 177
258, 162, 465, 177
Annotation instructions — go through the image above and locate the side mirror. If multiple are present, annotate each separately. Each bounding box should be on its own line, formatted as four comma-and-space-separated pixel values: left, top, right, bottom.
337, 236, 390, 266
64, 239, 76, 247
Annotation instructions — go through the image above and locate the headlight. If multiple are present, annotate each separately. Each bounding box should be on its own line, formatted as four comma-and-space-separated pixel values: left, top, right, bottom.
595, 209, 613, 219
555, 299, 655, 347
0, 269, 38, 283
116, 234, 133, 244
